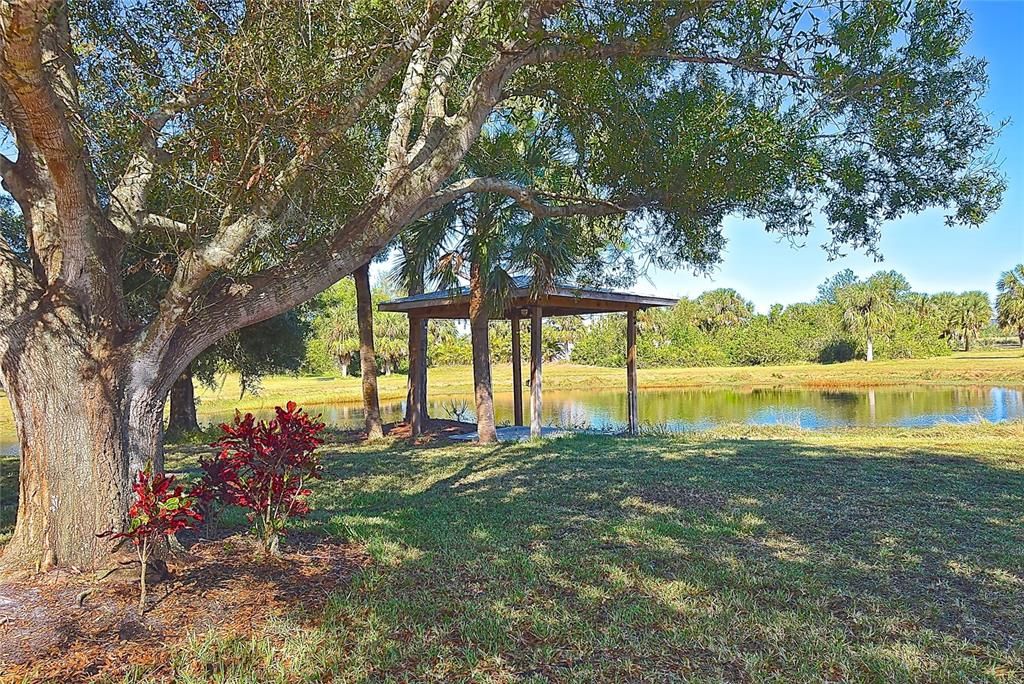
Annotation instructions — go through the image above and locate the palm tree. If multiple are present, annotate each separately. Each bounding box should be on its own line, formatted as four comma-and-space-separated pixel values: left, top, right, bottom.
374, 310, 409, 374
314, 284, 361, 376
945, 291, 993, 351
353, 262, 384, 439
996, 264, 1024, 347
906, 293, 937, 318
836, 278, 898, 361
695, 289, 754, 332
397, 125, 618, 442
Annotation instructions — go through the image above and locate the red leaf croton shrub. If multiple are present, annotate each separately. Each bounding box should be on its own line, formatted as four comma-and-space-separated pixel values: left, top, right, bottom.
100, 467, 202, 609
199, 402, 325, 554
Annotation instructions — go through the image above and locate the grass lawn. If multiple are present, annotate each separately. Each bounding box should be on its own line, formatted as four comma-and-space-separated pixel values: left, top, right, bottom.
106, 421, 1024, 683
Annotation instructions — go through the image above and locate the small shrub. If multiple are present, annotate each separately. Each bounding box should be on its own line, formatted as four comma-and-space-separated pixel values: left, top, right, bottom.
199, 402, 325, 554
100, 467, 202, 609
442, 398, 471, 422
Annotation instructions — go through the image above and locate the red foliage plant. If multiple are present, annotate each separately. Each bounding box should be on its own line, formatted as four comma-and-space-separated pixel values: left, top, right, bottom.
199, 402, 325, 554
100, 467, 202, 609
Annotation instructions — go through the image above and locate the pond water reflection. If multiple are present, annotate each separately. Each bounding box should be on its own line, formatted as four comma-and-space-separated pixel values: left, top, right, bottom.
204, 384, 1024, 433
0, 384, 1020, 455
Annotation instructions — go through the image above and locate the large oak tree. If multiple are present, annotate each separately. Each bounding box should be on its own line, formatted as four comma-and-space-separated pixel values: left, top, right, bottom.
0, 0, 1004, 573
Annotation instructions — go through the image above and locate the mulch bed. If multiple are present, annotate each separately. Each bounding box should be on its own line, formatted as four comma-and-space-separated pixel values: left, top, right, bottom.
0, 537, 369, 683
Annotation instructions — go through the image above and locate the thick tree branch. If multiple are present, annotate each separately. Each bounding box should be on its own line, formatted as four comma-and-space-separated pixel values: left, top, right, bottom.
421, 0, 484, 130
381, 23, 440, 183
135, 2, 457, 361
108, 85, 207, 235
0, 232, 42, 334
0, 151, 27, 199
0, 0, 124, 324
254, 0, 456, 218
139, 213, 190, 234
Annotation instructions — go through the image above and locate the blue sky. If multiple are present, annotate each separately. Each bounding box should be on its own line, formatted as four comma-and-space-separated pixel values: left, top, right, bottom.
628, 0, 1024, 312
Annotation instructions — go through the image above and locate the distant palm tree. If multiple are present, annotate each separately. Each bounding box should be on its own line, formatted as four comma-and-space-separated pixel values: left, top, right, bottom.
323, 306, 360, 376
906, 293, 937, 318
695, 289, 754, 332
945, 291, 993, 352
837, 279, 898, 361
996, 264, 1024, 347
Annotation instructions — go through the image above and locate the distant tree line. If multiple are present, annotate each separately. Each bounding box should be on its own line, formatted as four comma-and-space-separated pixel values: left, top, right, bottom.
297, 266, 1021, 377
572, 270, 1008, 368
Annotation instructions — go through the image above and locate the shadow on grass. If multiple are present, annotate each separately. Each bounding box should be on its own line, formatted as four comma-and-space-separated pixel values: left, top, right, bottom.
4, 432, 1024, 681
275, 433, 1024, 681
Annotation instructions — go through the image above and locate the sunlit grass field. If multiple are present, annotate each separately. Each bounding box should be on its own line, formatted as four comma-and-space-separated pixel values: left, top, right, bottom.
94, 421, 1024, 682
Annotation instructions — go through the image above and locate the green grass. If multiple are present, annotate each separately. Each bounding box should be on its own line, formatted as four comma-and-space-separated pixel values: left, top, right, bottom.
115, 421, 1024, 682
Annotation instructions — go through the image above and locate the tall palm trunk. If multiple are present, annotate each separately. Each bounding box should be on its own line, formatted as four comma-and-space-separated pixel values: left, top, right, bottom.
468, 261, 498, 444
354, 263, 384, 440
167, 364, 199, 433
865, 332, 874, 362
403, 245, 428, 432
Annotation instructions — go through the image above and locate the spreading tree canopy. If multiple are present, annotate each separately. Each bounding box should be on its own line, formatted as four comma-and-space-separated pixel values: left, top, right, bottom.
0, 0, 1005, 573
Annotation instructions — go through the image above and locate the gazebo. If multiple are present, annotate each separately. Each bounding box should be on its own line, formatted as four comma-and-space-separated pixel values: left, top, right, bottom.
379, 277, 676, 437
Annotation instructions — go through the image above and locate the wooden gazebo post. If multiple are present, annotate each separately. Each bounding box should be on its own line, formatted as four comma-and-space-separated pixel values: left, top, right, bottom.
511, 313, 524, 426
626, 309, 639, 435
530, 306, 543, 438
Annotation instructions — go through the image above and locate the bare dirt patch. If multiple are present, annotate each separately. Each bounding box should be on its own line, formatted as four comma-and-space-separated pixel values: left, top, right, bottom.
0, 537, 369, 683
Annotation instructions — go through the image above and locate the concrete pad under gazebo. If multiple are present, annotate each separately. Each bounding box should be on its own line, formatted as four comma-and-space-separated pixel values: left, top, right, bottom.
379, 277, 676, 438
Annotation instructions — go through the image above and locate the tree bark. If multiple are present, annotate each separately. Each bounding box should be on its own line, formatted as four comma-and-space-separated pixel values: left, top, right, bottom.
468, 261, 497, 444
167, 365, 199, 434
866, 334, 874, 362
0, 306, 164, 575
354, 263, 384, 440
408, 317, 427, 436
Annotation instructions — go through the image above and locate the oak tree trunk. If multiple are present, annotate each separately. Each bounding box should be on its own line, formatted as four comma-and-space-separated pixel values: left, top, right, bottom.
0, 306, 164, 575
468, 262, 498, 444
167, 365, 199, 434
354, 263, 384, 440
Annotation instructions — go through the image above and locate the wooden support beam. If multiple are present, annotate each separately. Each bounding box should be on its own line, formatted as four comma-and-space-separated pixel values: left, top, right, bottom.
409, 316, 427, 436
511, 314, 523, 426
530, 306, 543, 438
627, 309, 639, 435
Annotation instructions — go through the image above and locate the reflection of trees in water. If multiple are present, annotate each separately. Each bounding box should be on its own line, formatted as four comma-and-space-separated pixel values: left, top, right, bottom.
190, 384, 1024, 433
2, 383, 1016, 454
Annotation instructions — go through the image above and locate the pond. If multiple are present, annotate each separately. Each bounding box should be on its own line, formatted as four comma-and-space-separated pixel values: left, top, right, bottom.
0, 384, 1021, 455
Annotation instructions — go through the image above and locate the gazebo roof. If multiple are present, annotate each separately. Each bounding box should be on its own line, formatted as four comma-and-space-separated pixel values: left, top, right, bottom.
378, 275, 677, 319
